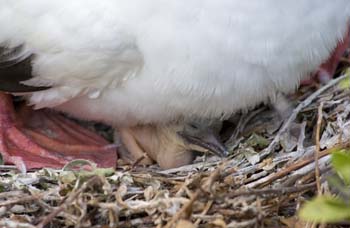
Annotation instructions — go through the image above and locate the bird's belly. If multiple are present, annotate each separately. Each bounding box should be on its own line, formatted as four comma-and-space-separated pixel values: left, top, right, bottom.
54, 67, 297, 126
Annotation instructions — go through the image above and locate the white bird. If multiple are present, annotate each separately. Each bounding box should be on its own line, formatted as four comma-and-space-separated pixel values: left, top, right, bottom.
0, 0, 349, 169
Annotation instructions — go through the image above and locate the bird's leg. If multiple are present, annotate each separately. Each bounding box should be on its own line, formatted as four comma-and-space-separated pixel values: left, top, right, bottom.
302, 27, 350, 85
0, 92, 116, 171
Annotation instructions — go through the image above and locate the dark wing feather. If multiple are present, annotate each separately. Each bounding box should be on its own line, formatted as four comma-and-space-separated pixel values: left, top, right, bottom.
0, 45, 50, 92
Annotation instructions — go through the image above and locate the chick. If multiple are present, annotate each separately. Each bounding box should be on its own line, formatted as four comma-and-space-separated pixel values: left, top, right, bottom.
116, 119, 226, 169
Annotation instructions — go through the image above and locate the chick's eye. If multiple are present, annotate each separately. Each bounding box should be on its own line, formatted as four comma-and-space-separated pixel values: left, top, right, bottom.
189, 123, 198, 130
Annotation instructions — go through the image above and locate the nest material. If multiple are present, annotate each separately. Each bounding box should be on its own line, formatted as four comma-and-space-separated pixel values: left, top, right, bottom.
1, 71, 350, 227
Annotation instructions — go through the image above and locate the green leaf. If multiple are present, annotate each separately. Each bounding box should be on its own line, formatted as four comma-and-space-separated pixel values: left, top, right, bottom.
0, 153, 3, 165
246, 133, 269, 148
62, 159, 115, 179
299, 196, 350, 223
60, 171, 77, 184
62, 159, 97, 171
332, 150, 350, 185
339, 69, 350, 90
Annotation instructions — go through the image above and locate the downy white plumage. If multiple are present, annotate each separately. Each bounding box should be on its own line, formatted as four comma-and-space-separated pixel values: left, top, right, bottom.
0, 0, 350, 168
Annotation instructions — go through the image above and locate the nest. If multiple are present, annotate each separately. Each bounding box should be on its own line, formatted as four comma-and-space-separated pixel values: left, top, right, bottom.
1, 69, 350, 227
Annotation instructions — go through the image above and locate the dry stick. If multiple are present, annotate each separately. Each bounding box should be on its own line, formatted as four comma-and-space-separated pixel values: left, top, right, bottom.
0, 191, 24, 198
131, 154, 148, 168
0, 194, 43, 207
37, 176, 100, 228
261, 75, 347, 158
228, 218, 258, 228
165, 167, 222, 228
194, 200, 213, 226
0, 165, 17, 170
165, 189, 201, 228
227, 182, 315, 198
226, 107, 266, 146
175, 177, 196, 197
117, 217, 154, 227
0, 220, 37, 228
247, 141, 350, 188
315, 102, 324, 194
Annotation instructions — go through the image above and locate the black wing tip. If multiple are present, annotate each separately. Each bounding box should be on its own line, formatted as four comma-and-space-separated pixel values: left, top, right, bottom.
0, 45, 51, 93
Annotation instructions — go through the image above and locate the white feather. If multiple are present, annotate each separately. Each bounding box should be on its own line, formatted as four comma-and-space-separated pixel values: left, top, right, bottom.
0, 0, 349, 126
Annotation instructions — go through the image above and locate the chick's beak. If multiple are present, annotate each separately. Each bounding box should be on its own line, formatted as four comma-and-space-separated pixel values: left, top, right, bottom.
178, 130, 229, 157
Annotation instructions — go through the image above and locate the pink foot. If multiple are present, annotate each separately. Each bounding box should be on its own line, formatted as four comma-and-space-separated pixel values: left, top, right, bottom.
302, 27, 350, 85
0, 92, 117, 171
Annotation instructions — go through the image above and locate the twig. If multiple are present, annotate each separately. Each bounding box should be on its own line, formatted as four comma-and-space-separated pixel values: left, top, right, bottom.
194, 200, 213, 226
226, 107, 266, 147
0, 165, 17, 170
0, 220, 37, 228
262, 75, 347, 158
315, 102, 324, 194
0, 194, 43, 207
227, 218, 258, 228
117, 217, 154, 227
0, 191, 24, 198
165, 189, 200, 228
131, 154, 148, 168
247, 142, 350, 188
227, 182, 315, 198
165, 166, 222, 228
37, 175, 101, 228
158, 160, 220, 175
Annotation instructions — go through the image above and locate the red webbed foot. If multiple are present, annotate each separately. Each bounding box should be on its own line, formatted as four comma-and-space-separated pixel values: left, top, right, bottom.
0, 92, 117, 171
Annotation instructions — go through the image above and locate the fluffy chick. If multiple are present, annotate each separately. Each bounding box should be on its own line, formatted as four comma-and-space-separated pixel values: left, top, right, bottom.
116, 120, 225, 169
